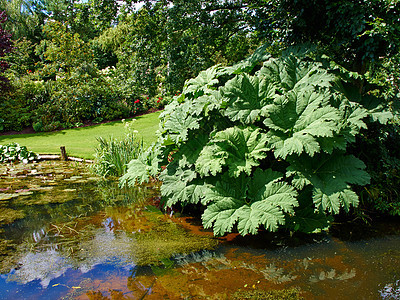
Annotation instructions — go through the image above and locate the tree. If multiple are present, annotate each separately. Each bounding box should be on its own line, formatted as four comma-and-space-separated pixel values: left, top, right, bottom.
97, 0, 261, 97
0, 0, 47, 44
253, 0, 400, 75
0, 10, 13, 90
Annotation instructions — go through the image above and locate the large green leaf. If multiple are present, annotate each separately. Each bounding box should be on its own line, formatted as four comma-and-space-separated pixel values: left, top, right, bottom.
258, 55, 335, 92
248, 169, 298, 214
172, 132, 210, 167
190, 91, 224, 116
202, 171, 297, 236
163, 102, 202, 144
120, 145, 161, 186
183, 65, 221, 95
287, 153, 370, 214
160, 163, 211, 207
222, 74, 275, 124
284, 189, 333, 233
196, 126, 269, 177
263, 91, 341, 158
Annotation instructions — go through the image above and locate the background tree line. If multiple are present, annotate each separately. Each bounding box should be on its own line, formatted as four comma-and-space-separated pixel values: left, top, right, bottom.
1, 0, 397, 131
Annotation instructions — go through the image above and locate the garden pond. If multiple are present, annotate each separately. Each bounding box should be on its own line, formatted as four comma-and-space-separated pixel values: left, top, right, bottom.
0, 161, 399, 299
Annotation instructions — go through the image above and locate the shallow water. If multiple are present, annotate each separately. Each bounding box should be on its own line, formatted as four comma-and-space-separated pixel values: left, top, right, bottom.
0, 161, 400, 299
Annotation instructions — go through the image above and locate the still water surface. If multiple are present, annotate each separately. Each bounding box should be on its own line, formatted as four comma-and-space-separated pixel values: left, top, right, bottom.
0, 161, 399, 299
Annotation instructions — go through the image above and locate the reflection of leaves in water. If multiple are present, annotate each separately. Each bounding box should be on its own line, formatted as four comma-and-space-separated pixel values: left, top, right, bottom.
309, 268, 356, 283
174, 250, 222, 266
261, 263, 297, 283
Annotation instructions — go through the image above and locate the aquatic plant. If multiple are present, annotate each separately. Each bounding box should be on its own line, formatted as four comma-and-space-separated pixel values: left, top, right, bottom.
232, 287, 304, 300
121, 45, 394, 236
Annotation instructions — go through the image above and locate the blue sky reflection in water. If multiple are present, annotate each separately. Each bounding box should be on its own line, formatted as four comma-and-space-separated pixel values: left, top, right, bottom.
0, 161, 400, 299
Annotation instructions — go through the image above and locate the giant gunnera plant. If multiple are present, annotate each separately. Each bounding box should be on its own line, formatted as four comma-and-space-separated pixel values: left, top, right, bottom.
121, 46, 394, 236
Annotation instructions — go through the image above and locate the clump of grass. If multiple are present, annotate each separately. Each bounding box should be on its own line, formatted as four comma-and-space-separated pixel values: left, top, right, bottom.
92, 119, 144, 177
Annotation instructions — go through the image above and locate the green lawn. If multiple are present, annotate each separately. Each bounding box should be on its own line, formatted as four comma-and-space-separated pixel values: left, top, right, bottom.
0, 111, 161, 159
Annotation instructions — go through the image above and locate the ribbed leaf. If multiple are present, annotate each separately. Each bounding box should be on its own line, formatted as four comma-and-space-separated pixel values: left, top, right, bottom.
120, 157, 149, 186
202, 171, 297, 236
183, 65, 220, 95
191, 90, 224, 116
258, 56, 335, 92
196, 126, 269, 177
119, 146, 161, 186
264, 91, 341, 158
172, 132, 210, 167
159, 164, 213, 207
287, 153, 370, 213
163, 102, 201, 144
222, 74, 275, 124
236, 204, 285, 235
248, 169, 298, 214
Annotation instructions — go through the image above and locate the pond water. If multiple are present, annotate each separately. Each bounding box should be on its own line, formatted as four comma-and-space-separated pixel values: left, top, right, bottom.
1, 161, 400, 299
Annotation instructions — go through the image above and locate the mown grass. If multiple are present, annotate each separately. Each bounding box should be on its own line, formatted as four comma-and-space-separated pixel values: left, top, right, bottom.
0, 111, 161, 159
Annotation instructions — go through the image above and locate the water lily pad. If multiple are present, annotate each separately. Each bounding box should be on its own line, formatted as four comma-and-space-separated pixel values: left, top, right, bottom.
35, 186, 54, 191
74, 180, 89, 184
17, 191, 34, 197
64, 176, 84, 182
86, 177, 100, 181
0, 193, 19, 201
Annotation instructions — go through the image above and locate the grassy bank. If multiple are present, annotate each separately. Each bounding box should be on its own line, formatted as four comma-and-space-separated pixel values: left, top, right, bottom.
0, 111, 161, 159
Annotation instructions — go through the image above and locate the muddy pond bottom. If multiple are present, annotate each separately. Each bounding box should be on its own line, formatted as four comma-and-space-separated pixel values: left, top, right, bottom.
0, 161, 400, 299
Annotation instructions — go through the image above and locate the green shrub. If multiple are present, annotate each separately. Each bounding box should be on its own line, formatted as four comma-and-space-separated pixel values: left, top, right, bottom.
0, 143, 38, 163
121, 45, 395, 236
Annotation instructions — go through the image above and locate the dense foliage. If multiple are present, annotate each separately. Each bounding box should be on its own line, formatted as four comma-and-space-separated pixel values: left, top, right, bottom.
1, 1, 399, 133
121, 45, 398, 235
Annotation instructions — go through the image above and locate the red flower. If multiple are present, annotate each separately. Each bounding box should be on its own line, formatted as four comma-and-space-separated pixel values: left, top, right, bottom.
157, 100, 160, 103
134, 99, 140, 104
158, 97, 162, 100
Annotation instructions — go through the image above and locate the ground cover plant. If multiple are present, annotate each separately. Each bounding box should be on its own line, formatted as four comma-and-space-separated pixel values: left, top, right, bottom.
121, 45, 397, 236
0, 143, 37, 163
0, 111, 160, 159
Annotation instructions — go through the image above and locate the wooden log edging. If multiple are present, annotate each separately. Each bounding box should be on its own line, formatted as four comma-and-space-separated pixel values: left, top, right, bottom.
37, 154, 94, 163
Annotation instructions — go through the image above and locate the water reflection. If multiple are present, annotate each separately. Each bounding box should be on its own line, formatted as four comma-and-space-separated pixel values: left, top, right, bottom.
8, 249, 72, 288
0, 161, 400, 299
